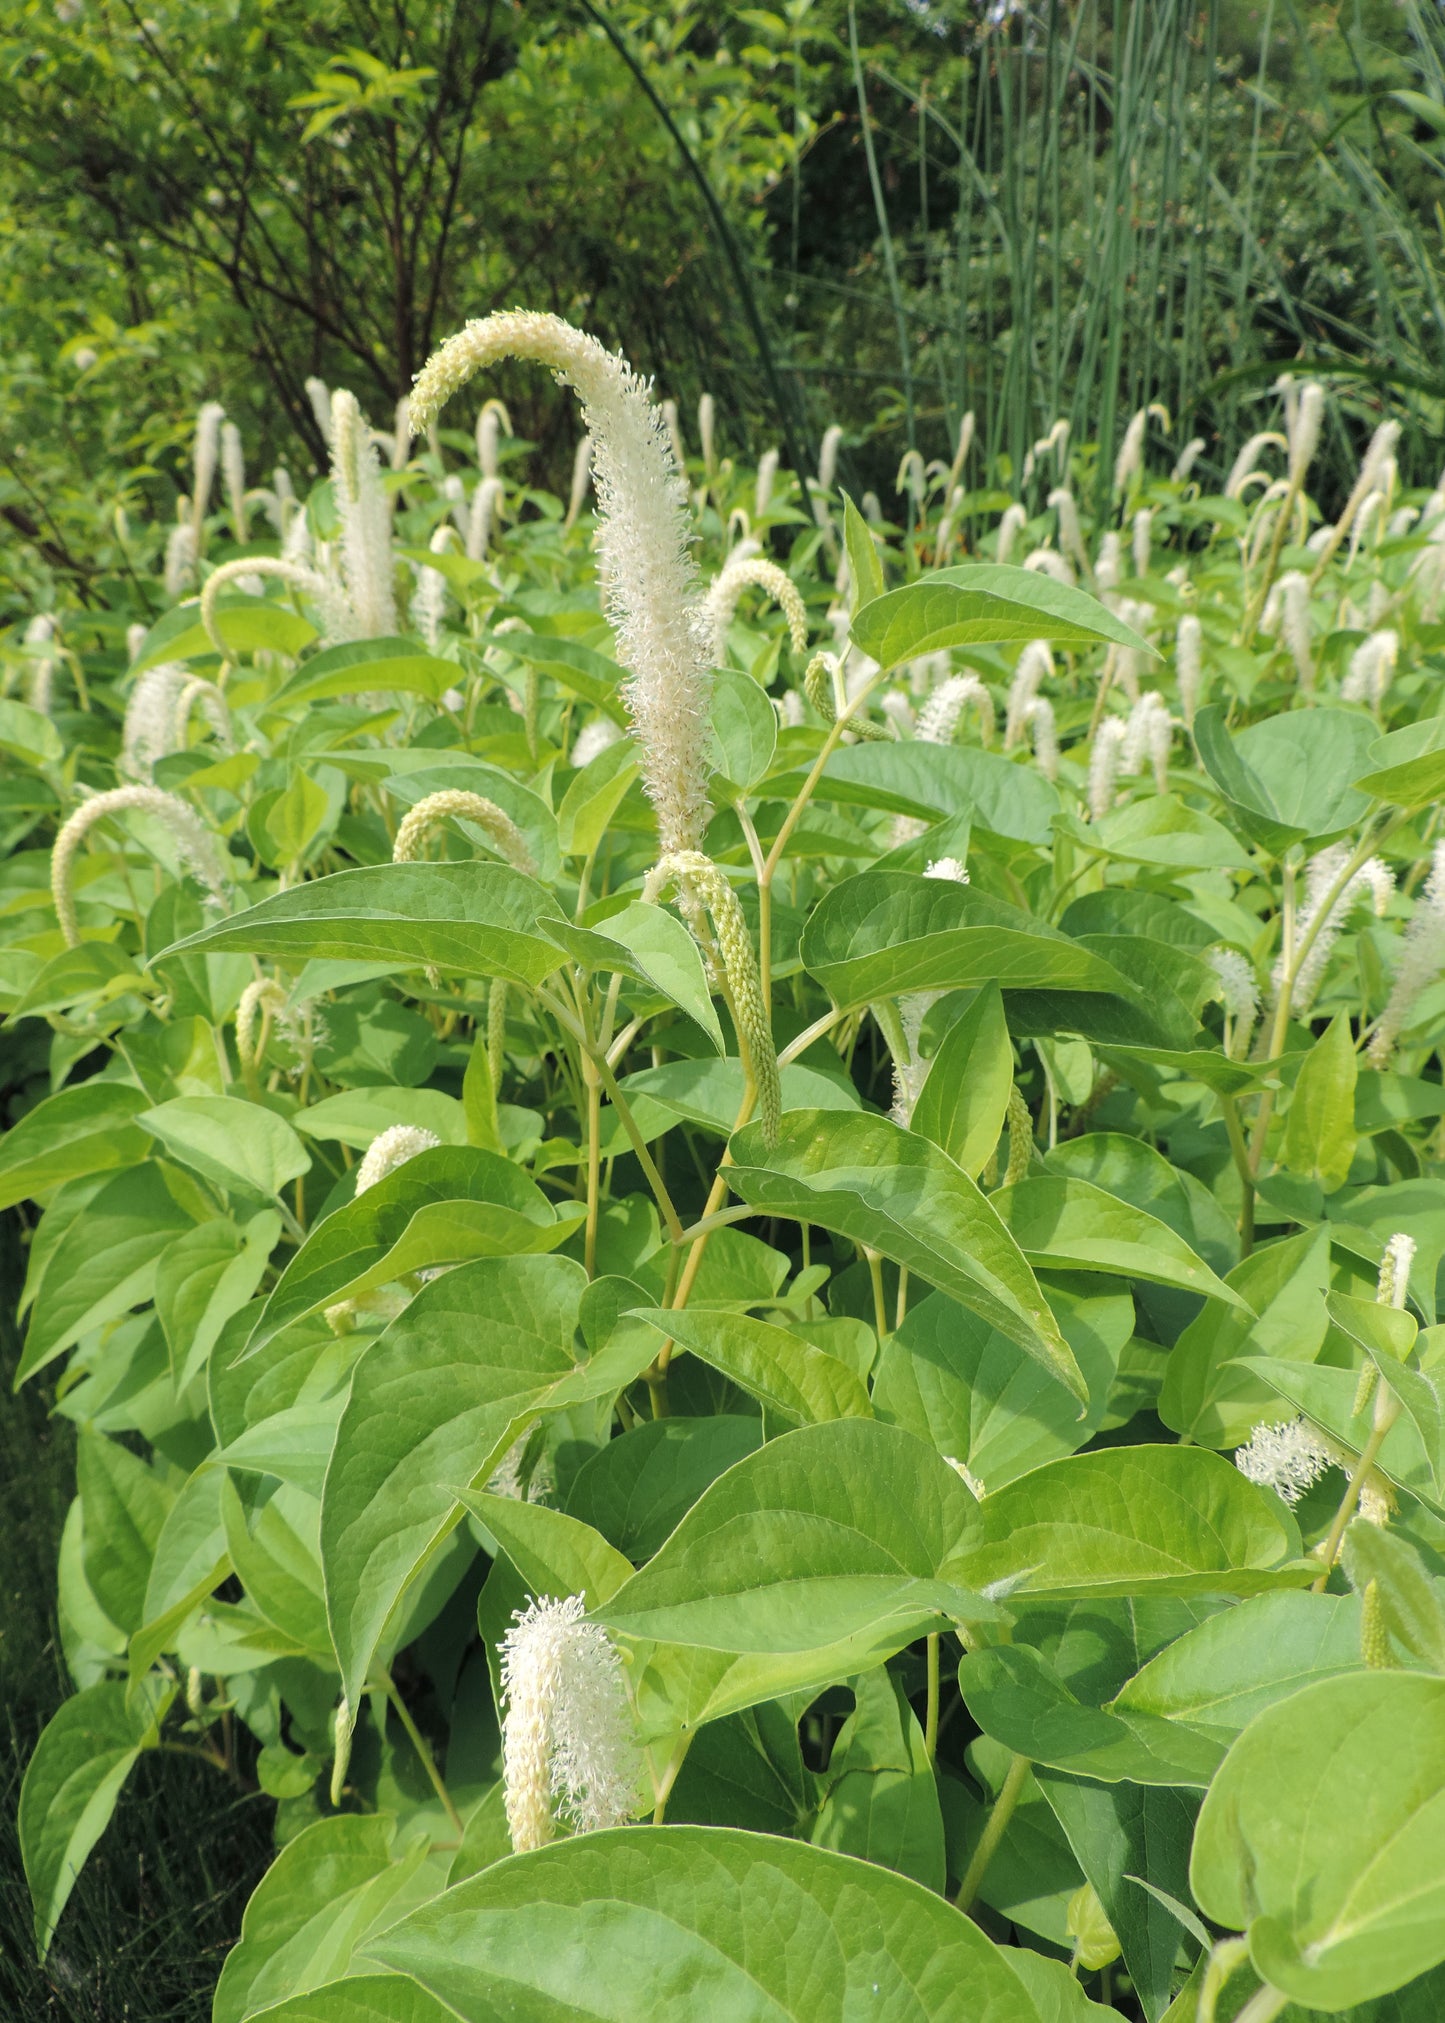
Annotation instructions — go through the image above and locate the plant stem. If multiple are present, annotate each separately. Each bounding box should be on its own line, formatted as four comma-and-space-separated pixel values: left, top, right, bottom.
866, 1247, 888, 1339
651, 1731, 693, 1825
955, 1752, 1029, 1914
383, 1673, 463, 1841
1312, 1416, 1390, 1591
1220, 1094, 1256, 1255
924, 1633, 940, 1762
583, 1061, 601, 1279
1235, 1988, 1289, 2023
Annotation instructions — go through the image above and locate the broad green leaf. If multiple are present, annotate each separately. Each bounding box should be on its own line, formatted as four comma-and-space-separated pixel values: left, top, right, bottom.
727, 1110, 1085, 1402
773, 741, 1059, 845
811, 1667, 946, 1890
1037, 1776, 1200, 2023
911, 980, 1014, 1176
1159, 1226, 1332, 1447
263, 767, 331, 865
270, 636, 460, 707
162, 863, 566, 985
250, 1146, 567, 1353
78, 1432, 174, 1635
851, 563, 1153, 669
1088, 795, 1252, 871
802, 871, 1186, 1046
1354, 714, 1445, 807
19, 1680, 171, 1958
992, 1175, 1248, 1309
622, 1058, 856, 1136
295, 1087, 466, 1150
943, 1445, 1310, 1602
0, 696, 63, 768
1341, 1519, 1445, 1673
129, 1462, 229, 1675
564, 1417, 763, 1562
233, 1976, 457, 2022
1281, 1012, 1357, 1192
1193, 704, 1375, 851
222, 1474, 331, 1657
557, 734, 640, 859
323, 1255, 657, 1707
708, 666, 777, 794
873, 1282, 1132, 1488
633, 1306, 872, 1425
155, 1213, 280, 1387
452, 1488, 634, 1606
1114, 1590, 1370, 1736
1190, 1673, 1445, 2008
597, 1419, 1000, 1657
18, 1163, 197, 1384
368, 1825, 1047, 2021
0, 1082, 150, 1210
958, 1643, 1223, 1786
544, 898, 724, 1052
139, 1095, 311, 1201
1329, 1292, 1442, 1498
842, 490, 885, 608
131, 593, 316, 672
499, 630, 627, 717
213, 1814, 438, 2023
1235, 1354, 1445, 1509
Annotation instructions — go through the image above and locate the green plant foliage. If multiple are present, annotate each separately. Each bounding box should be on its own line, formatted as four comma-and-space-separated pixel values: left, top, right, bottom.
11, 315, 1445, 2023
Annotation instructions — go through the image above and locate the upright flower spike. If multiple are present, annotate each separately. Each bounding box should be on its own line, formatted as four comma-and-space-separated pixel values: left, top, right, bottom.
1276, 843, 1395, 1019
817, 423, 843, 493
330, 389, 397, 637
1287, 379, 1325, 485
1048, 489, 1090, 578
755, 448, 780, 518
1176, 612, 1203, 725
1171, 437, 1205, 482
500, 1593, 638, 1854
1342, 629, 1399, 707
467, 476, 506, 562
411, 313, 715, 860
1005, 642, 1054, 749
917, 674, 994, 746
1112, 407, 1148, 493
51, 786, 228, 946
1277, 571, 1313, 688
1087, 717, 1128, 822
305, 376, 332, 444
221, 421, 248, 541
411, 525, 454, 648
354, 1124, 441, 1196
697, 392, 716, 476
1369, 843, 1445, 1065
996, 503, 1027, 566
1225, 431, 1286, 500
702, 554, 808, 662
563, 434, 595, 533
164, 520, 198, 600
476, 399, 510, 479
191, 401, 225, 537
1021, 697, 1059, 780
1132, 507, 1153, 578
1311, 419, 1402, 581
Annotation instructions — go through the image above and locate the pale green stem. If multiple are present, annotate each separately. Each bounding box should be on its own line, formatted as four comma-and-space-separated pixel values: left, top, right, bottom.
955, 1753, 1030, 1914
382, 1673, 463, 1840
924, 1632, 940, 1762
1312, 1416, 1392, 1592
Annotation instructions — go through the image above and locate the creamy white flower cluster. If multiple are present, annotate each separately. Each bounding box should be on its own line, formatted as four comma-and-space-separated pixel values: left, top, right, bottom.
500, 1593, 638, 1853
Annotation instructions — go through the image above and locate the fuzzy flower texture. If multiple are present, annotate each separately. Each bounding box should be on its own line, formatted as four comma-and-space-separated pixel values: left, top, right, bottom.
410, 311, 713, 861
500, 1593, 638, 1853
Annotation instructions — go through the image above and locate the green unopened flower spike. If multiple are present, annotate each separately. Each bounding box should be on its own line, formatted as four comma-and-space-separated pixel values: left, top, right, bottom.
1360, 1578, 1398, 1669
410, 310, 714, 860
645, 850, 780, 1146
803, 650, 841, 722
702, 553, 809, 660
330, 1697, 352, 1807
1004, 1083, 1033, 1186
391, 789, 537, 878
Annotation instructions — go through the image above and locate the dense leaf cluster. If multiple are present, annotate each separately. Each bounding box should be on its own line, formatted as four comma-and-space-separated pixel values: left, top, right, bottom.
6, 339, 1445, 2021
